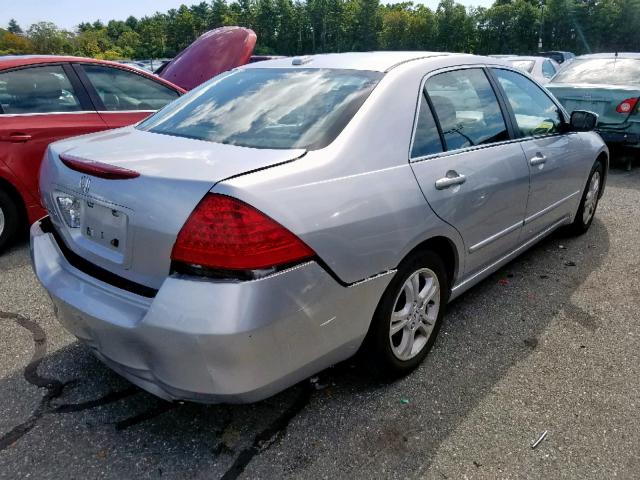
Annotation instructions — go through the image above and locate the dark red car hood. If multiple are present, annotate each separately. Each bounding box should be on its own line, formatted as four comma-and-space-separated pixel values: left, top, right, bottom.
158, 26, 257, 91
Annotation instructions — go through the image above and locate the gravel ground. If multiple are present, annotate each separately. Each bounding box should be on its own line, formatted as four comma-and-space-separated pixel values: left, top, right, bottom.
0, 167, 639, 479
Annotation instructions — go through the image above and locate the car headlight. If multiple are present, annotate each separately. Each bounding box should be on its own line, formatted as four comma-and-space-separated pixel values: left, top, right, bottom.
55, 194, 82, 228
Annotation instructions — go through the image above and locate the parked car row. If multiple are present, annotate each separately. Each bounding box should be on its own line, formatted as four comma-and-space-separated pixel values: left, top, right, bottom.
29, 52, 607, 403
492, 51, 639, 169
547, 53, 640, 170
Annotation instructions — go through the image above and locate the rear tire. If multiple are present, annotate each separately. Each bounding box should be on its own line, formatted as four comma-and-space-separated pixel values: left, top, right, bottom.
0, 189, 19, 253
567, 161, 604, 236
363, 250, 449, 377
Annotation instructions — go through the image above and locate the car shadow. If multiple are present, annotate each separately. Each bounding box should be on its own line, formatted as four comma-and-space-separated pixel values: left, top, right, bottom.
0, 217, 609, 479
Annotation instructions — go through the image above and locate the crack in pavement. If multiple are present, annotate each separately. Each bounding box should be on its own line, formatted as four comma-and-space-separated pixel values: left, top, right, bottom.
114, 401, 177, 431
220, 384, 313, 480
0, 311, 137, 451
1, 308, 314, 476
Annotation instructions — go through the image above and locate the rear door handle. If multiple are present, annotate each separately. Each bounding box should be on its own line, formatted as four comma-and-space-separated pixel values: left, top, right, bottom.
530, 154, 547, 166
435, 171, 467, 190
1, 133, 32, 143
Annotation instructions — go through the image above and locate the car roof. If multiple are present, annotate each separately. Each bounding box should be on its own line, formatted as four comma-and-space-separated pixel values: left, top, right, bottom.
502, 56, 547, 62
0, 55, 185, 92
577, 52, 640, 60
242, 51, 478, 72
0, 55, 115, 70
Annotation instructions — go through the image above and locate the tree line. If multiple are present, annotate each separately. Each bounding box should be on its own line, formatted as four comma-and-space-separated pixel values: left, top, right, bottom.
1, 0, 639, 60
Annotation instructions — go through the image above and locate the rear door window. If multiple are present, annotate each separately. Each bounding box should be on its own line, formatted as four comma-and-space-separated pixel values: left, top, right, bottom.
425, 68, 509, 151
493, 68, 563, 137
411, 93, 443, 158
542, 60, 557, 79
0, 65, 82, 114
80, 64, 179, 111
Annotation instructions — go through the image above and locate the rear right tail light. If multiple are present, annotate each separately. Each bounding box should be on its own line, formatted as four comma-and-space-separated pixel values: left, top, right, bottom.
171, 194, 315, 272
616, 97, 638, 114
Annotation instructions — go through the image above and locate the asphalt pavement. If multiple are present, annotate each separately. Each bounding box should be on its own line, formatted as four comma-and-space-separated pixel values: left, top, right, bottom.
0, 167, 639, 479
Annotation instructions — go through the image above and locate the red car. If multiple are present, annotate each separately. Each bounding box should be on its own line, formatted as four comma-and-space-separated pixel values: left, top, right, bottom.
0, 26, 258, 252
0, 56, 185, 250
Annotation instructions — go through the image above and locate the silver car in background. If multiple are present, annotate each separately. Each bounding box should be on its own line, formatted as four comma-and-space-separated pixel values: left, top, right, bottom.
31, 52, 608, 403
501, 55, 561, 84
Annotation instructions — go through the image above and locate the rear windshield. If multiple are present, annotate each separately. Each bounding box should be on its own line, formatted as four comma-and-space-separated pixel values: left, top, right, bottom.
508, 60, 535, 73
552, 58, 640, 86
138, 68, 383, 150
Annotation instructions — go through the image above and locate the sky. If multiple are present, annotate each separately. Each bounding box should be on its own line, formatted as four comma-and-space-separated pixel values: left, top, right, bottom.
1, 0, 493, 31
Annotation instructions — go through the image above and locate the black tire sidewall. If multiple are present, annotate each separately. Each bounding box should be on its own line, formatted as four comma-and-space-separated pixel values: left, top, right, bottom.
365, 250, 449, 377
0, 190, 19, 252
572, 161, 604, 234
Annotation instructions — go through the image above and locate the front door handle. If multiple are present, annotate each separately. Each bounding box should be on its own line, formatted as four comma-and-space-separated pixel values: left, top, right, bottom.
530, 153, 547, 166
1, 133, 32, 143
435, 171, 467, 190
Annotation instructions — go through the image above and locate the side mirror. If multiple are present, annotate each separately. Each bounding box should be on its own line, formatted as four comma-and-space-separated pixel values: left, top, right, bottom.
570, 110, 598, 131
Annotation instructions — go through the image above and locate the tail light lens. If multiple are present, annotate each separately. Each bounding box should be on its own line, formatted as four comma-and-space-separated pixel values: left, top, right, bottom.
616, 98, 638, 114
171, 194, 315, 271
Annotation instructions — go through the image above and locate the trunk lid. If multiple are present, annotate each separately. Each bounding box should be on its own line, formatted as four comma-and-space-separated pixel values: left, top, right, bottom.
547, 83, 640, 126
158, 26, 257, 91
41, 127, 304, 290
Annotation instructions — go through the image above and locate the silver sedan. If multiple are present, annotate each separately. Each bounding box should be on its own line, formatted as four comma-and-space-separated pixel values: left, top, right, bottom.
501, 55, 561, 84
31, 52, 608, 403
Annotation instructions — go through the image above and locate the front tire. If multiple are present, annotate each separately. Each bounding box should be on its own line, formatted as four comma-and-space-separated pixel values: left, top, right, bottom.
363, 250, 449, 377
0, 189, 19, 253
567, 161, 604, 235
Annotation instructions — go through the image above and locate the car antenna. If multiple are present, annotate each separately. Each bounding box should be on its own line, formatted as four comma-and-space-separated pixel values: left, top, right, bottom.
613, 51, 618, 72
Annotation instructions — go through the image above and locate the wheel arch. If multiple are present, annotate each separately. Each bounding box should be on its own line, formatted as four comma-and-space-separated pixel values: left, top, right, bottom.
595, 150, 608, 198
399, 235, 460, 292
0, 175, 28, 229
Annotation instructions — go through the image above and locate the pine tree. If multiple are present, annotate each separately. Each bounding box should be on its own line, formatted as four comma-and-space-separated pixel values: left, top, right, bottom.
8, 19, 23, 35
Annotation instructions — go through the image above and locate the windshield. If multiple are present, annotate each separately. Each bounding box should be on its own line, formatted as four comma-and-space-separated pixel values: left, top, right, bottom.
508, 60, 535, 73
552, 58, 640, 86
138, 68, 383, 150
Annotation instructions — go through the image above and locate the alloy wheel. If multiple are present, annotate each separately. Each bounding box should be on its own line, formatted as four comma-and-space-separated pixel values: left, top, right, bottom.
582, 171, 601, 225
0, 206, 5, 238
389, 268, 440, 361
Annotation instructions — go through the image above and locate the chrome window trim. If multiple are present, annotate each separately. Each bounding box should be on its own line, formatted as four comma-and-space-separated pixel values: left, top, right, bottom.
410, 137, 524, 164
97, 110, 158, 114
409, 64, 513, 163
0, 111, 97, 117
0, 110, 159, 117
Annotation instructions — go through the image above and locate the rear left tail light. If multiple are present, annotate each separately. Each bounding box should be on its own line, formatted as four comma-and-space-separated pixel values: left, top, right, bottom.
616, 97, 638, 114
171, 194, 315, 272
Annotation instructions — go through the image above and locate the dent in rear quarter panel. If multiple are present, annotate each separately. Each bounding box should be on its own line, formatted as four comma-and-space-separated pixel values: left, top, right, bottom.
212, 60, 466, 285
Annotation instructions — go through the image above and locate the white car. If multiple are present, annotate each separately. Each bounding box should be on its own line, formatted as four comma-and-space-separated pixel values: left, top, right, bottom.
502, 56, 561, 84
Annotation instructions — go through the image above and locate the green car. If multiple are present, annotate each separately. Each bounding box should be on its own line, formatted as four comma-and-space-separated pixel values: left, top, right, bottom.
547, 53, 640, 167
